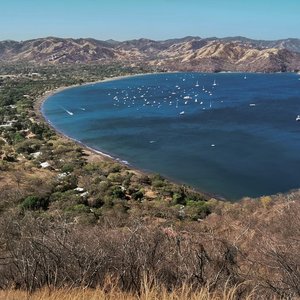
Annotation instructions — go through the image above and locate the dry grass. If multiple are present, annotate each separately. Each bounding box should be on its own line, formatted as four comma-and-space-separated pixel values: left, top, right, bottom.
0, 283, 256, 300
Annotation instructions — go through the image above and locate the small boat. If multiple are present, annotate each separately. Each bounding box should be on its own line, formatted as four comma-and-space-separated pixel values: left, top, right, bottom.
179, 111, 185, 115
244, 75, 247, 79
296, 115, 300, 121
213, 80, 217, 86
195, 81, 199, 87
66, 110, 73, 116
249, 103, 256, 107
183, 96, 191, 100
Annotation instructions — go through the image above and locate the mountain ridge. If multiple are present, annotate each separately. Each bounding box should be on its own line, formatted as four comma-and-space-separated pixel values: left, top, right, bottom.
1, 36, 300, 72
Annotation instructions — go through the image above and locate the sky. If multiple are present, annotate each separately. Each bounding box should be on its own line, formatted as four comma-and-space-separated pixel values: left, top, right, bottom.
1, 0, 300, 41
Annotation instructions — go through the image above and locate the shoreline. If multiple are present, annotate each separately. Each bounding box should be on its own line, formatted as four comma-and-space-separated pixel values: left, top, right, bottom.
34, 71, 300, 201
34, 72, 224, 201
35, 72, 162, 175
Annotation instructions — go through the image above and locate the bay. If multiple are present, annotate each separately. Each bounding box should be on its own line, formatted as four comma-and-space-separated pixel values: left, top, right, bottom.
42, 72, 300, 200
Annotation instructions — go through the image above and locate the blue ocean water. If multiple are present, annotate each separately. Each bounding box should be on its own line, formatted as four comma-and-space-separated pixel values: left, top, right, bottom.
42, 72, 300, 200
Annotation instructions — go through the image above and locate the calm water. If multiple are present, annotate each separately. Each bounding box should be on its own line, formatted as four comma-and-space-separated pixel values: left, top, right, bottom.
42, 72, 300, 200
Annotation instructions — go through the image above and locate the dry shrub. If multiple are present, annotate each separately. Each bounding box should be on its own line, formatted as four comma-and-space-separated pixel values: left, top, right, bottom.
0, 195, 299, 299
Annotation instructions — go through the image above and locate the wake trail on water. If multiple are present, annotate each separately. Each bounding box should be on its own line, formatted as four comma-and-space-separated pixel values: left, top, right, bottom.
60, 106, 74, 115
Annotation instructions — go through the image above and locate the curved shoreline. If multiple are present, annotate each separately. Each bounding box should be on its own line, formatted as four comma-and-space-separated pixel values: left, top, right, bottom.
35, 72, 161, 169
35, 72, 221, 201
35, 72, 300, 202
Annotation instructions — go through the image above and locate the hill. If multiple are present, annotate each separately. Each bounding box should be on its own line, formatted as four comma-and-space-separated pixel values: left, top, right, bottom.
1, 36, 300, 72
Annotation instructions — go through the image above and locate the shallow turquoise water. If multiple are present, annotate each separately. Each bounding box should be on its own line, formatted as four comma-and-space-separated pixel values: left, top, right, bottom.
42, 72, 300, 200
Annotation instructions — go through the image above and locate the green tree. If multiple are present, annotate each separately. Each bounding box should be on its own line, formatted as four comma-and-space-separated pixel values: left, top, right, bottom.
20, 195, 49, 211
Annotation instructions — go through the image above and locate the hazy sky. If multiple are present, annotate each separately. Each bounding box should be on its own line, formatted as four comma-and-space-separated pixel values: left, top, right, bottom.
1, 0, 300, 41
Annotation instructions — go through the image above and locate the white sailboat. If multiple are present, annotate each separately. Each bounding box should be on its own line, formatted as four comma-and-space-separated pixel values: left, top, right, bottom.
213, 80, 217, 86
66, 110, 74, 116
61, 106, 74, 115
195, 80, 199, 87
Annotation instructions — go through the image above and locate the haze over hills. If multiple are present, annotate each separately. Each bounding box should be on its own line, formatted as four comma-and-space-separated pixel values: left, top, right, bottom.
1, 36, 300, 72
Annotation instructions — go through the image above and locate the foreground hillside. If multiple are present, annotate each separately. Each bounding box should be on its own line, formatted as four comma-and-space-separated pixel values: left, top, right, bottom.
0, 63, 299, 299
1, 36, 300, 72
